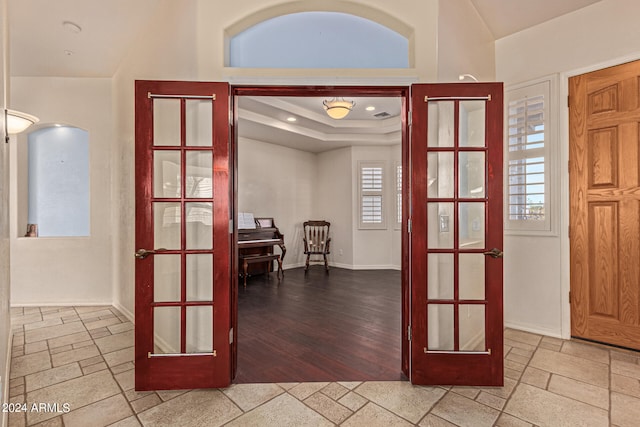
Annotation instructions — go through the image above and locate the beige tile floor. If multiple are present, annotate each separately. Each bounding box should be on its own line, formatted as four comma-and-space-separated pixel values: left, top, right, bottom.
5, 306, 640, 426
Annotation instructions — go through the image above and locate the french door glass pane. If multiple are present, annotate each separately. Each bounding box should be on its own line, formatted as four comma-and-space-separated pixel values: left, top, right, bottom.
153, 99, 181, 146
186, 306, 213, 353
154, 255, 181, 302
459, 305, 485, 351
459, 202, 485, 248
154, 202, 181, 250
459, 254, 485, 300
459, 152, 485, 198
427, 152, 454, 198
428, 254, 453, 300
185, 202, 212, 250
154, 306, 180, 354
428, 102, 454, 147
459, 101, 486, 147
428, 202, 454, 249
186, 100, 212, 147
185, 152, 212, 198
154, 151, 181, 198
186, 254, 213, 301
427, 304, 454, 350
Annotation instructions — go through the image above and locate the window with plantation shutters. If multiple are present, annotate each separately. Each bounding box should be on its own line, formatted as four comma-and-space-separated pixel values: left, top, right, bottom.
359, 162, 386, 229
505, 78, 554, 234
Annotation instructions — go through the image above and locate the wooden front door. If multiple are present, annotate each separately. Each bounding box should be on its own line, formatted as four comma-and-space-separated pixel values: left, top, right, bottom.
134, 80, 231, 390
410, 83, 504, 385
569, 60, 640, 350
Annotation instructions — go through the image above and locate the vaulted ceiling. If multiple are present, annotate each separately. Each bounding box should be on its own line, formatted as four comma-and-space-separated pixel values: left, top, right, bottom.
7, 0, 602, 152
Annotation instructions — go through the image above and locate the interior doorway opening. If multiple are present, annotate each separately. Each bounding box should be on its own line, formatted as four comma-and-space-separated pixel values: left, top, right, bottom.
231, 86, 410, 383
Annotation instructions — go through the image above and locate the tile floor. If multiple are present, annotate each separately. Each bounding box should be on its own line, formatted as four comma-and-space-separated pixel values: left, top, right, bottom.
5, 306, 640, 426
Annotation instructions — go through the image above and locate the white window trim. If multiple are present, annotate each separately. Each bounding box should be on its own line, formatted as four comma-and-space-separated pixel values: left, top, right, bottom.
358, 160, 387, 230
504, 75, 559, 236
394, 161, 402, 230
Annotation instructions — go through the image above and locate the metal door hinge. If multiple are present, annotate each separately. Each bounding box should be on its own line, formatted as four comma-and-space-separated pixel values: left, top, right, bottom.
408, 219, 412, 233
408, 112, 412, 127
407, 325, 412, 341
229, 219, 233, 234
567, 95, 570, 108
569, 292, 571, 304
229, 328, 234, 344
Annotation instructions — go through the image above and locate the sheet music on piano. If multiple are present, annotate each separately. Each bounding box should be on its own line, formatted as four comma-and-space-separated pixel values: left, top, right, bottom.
238, 212, 256, 229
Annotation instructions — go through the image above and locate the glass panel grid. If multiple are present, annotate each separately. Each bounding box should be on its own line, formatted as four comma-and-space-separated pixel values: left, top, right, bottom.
425, 97, 489, 354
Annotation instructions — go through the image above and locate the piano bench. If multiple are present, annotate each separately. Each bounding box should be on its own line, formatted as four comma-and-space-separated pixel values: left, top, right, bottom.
239, 254, 283, 288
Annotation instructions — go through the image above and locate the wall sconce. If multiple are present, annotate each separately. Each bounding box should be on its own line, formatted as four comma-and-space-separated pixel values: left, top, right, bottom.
458, 74, 479, 82
5, 109, 39, 142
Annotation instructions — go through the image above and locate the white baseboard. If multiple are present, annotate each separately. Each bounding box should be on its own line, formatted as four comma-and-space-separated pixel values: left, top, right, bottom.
2, 332, 13, 427
285, 262, 401, 271
10, 301, 113, 308
504, 321, 563, 339
112, 302, 134, 323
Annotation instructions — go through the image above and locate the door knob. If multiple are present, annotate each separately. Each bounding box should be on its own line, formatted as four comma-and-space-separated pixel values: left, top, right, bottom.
483, 248, 504, 259
135, 248, 166, 259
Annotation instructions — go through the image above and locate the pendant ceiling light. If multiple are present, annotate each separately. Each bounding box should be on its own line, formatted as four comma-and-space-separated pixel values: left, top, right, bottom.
323, 98, 355, 120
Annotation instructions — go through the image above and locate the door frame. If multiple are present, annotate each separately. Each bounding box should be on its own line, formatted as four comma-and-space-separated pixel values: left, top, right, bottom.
560, 53, 640, 340
230, 85, 411, 380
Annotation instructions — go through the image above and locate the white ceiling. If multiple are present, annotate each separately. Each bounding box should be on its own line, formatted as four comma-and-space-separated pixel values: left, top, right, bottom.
7, 0, 603, 152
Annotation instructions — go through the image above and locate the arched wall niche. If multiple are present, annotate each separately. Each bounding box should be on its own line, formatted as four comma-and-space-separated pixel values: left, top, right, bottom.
224, 0, 415, 69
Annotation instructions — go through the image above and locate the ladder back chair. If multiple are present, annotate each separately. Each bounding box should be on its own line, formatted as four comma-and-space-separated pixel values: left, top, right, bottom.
303, 220, 331, 272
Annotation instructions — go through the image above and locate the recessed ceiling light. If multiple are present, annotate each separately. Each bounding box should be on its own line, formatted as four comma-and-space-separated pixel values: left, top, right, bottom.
366, 106, 376, 111
62, 21, 82, 34
286, 117, 297, 122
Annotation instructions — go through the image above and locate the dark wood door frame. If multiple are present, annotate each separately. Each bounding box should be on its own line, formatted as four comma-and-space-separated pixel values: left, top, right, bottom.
230, 85, 411, 381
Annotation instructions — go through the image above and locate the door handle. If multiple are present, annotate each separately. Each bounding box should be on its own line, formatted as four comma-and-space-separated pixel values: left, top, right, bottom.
483, 248, 504, 259
135, 248, 167, 259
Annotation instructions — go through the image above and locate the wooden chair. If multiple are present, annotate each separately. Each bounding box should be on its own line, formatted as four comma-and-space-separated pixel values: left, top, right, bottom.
303, 220, 331, 272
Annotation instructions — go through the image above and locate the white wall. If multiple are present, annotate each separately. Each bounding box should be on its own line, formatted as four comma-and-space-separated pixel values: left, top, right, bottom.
0, 0, 9, 414
317, 147, 353, 267
495, 0, 640, 337
238, 138, 316, 268
112, 0, 199, 318
9, 77, 113, 305
437, 0, 495, 82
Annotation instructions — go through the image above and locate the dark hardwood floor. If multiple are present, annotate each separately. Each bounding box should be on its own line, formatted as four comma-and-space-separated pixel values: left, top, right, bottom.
235, 266, 404, 383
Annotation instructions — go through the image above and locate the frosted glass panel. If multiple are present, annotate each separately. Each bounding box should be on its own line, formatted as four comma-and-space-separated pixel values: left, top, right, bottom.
186, 306, 213, 353
186, 100, 212, 147
459, 254, 485, 300
187, 254, 213, 301
153, 99, 181, 146
428, 102, 454, 147
154, 307, 180, 354
427, 304, 454, 351
460, 305, 485, 351
428, 202, 454, 249
427, 254, 453, 300
185, 152, 212, 198
154, 202, 181, 250
459, 202, 485, 249
428, 152, 454, 198
459, 101, 485, 147
154, 255, 181, 302
154, 151, 181, 198
459, 152, 485, 198
186, 202, 212, 250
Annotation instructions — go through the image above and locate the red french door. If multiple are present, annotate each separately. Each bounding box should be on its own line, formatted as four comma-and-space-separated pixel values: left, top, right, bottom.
134, 80, 231, 390
410, 83, 504, 385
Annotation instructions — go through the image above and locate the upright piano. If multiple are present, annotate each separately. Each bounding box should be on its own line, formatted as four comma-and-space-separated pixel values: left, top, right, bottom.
237, 217, 286, 284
